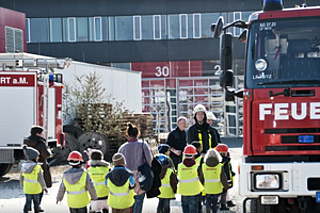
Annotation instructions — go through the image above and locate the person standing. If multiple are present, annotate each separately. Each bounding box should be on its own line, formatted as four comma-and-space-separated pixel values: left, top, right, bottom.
118, 123, 153, 213
165, 116, 187, 169
24, 126, 52, 212
188, 105, 221, 153
206, 112, 216, 127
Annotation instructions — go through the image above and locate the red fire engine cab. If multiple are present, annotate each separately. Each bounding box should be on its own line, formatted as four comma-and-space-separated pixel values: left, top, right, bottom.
215, 0, 320, 212
0, 53, 69, 177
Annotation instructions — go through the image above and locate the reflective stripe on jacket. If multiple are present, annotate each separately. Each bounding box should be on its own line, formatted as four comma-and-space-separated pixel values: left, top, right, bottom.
202, 163, 223, 194
22, 164, 42, 194
107, 179, 135, 209
63, 171, 90, 208
177, 163, 203, 196
88, 166, 109, 198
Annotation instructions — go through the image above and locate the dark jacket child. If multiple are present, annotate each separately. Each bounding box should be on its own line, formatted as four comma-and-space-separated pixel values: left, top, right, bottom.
105, 153, 135, 213
20, 146, 48, 213
87, 149, 110, 213
156, 144, 178, 213
177, 145, 204, 213
199, 149, 228, 213
56, 151, 97, 213
216, 144, 236, 211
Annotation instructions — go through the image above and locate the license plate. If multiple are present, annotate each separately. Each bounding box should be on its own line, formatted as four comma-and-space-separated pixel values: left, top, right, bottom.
317, 192, 320, 203
299, 135, 314, 143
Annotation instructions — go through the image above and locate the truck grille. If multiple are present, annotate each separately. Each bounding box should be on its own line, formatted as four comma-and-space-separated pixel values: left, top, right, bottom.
308, 178, 320, 190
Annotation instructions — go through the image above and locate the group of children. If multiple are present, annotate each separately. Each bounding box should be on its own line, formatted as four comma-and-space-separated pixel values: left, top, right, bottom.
20, 142, 235, 213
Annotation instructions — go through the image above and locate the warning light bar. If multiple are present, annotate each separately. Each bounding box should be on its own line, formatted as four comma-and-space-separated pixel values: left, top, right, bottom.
263, 0, 283, 11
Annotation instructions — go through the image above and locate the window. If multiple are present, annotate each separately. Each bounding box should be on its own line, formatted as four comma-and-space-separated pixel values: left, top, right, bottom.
115, 16, 133, 41
133, 16, 142, 40
193, 14, 202, 38
153, 15, 161, 40
94, 17, 102, 41
102, 17, 109, 41
5, 26, 23, 53
50, 18, 62, 42
168, 15, 179, 39
76, 17, 88, 41
30, 18, 49, 42
179, 14, 188, 39
201, 13, 220, 38
233, 12, 242, 36
109, 17, 115, 41
68, 18, 76, 42
26, 18, 30, 43
141, 16, 152, 40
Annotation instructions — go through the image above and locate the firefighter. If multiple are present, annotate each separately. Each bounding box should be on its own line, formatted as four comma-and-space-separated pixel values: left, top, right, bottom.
206, 112, 216, 127
56, 151, 97, 213
188, 104, 221, 153
200, 149, 228, 213
105, 153, 135, 213
177, 145, 204, 213
20, 146, 48, 213
216, 144, 236, 210
156, 144, 178, 213
87, 149, 110, 213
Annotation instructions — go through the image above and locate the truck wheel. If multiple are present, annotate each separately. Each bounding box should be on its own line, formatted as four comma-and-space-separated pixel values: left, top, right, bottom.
0, 164, 12, 177
250, 198, 272, 213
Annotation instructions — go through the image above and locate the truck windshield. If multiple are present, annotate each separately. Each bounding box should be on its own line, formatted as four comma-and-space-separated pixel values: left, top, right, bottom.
246, 18, 320, 88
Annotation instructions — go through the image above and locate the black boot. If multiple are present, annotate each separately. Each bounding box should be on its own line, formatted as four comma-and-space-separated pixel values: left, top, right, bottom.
227, 200, 236, 207
220, 204, 229, 211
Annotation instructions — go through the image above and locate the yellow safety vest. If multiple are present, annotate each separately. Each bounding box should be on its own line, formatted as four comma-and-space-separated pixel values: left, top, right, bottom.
198, 130, 212, 151
177, 163, 203, 196
107, 179, 135, 209
22, 164, 42, 194
63, 171, 90, 209
195, 155, 203, 165
202, 163, 223, 194
88, 166, 109, 198
158, 168, 175, 199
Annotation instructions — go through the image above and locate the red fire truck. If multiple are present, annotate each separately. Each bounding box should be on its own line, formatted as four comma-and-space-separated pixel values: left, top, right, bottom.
215, 0, 320, 212
0, 53, 69, 177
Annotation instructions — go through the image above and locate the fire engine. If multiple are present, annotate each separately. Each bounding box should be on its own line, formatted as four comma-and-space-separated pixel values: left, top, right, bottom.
0, 53, 69, 177
214, 0, 320, 212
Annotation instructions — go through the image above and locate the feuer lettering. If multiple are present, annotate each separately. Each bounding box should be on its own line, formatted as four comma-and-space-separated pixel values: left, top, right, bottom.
259, 102, 320, 120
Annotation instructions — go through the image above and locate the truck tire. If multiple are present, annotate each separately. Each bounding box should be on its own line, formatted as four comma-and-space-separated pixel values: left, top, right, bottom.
250, 198, 272, 213
0, 164, 12, 177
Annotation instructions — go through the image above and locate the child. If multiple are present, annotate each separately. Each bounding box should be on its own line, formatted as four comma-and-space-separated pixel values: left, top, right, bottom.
216, 144, 236, 210
87, 149, 110, 213
177, 145, 204, 213
56, 151, 97, 213
156, 144, 177, 213
20, 145, 48, 213
200, 148, 228, 213
105, 153, 135, 213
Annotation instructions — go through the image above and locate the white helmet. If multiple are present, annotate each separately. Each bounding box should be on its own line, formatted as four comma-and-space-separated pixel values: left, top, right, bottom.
206, 111, 216, 120
193, 104, 207, 115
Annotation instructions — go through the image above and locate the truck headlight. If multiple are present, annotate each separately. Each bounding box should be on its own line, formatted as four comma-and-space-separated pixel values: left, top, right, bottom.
255, 173, 280, 190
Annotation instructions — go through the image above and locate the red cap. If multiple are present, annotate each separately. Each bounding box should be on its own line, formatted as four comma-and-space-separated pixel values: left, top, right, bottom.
216, 144, 228, 152
183, 145, 197, 155
67, 151, 83, 162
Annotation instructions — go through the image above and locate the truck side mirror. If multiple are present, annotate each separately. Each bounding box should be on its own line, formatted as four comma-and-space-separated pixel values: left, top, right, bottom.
238, 29, 247, 43
220, 33, 233, 71
213, 17, 224, 38
219, 69, 234, 87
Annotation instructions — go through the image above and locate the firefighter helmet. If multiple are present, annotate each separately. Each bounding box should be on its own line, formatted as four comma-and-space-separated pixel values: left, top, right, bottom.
67, 151, 84, 162
183, 145, 197, 155
216, 144, 228, 153
193, 104, 207, 115
206, 112, 216, 120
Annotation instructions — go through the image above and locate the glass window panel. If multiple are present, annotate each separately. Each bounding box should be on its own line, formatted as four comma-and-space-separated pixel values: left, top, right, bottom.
193, 14, 201, 38
26, 19, 30, 43
141, 16, 152, 40
201, 13, 219, 38
115, 16, 133, 41
68, 18, 76, 42
102, 17, 108, 41
180, 14, 188, 39
89, 17, 94, 41
133, 16, 141, 40
30, 18, 49, 42
50, 18, 62, 42
63, 18, 68, 42
75, 17, 88, 41
94, 17, 102, 41
161, 15, 167, 39
168, 15, 179, 39
109, 17, 115, 41
153, 15, 161, 40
